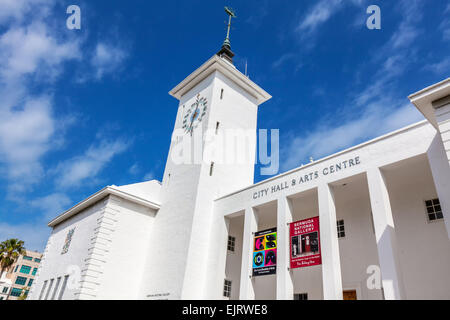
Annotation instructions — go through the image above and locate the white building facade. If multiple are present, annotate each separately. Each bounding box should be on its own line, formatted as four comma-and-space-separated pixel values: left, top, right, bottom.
28, 50, 450, 300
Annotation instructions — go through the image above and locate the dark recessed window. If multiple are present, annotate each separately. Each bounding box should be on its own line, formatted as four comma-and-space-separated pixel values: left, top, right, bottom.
294, 293, 308, 300
425, 199, 444, 222
223, 279, 232, 298
19, 265, 31, 274
337, 220, 345, 238
10, 288, 23, 297
220, 89, 224, 100
15, 276, 27, 286
227, 236, 236, 252
210, 162, 214, 176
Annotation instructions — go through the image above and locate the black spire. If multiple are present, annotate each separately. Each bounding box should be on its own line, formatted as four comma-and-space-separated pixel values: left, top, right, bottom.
217, 7, 236, 64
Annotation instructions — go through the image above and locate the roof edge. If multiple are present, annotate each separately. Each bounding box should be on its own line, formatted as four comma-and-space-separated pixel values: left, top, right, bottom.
48, 186, 161, 228
214, 120, 430, 201
169, 55, 271, 105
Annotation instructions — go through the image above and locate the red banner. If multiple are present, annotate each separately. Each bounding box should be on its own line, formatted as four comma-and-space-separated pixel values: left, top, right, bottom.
290, 217, 322, 269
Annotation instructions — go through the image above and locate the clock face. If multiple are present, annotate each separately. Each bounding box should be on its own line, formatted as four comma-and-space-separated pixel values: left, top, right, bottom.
182, 94, 208, 134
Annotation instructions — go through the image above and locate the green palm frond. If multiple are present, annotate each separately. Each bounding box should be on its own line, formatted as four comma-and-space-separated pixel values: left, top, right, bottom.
0, 238, 27, 273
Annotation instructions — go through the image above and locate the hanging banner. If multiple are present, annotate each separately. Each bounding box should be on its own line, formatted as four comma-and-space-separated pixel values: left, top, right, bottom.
252, 228, 277, 276
290, 217, 321, 269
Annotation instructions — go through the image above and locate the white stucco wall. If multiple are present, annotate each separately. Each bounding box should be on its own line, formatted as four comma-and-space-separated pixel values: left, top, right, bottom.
95, 196, 156, 299
29, 199, 106, 300
384, 155, 450, 299
334, 175, 383, 300
28, 194, 157, 300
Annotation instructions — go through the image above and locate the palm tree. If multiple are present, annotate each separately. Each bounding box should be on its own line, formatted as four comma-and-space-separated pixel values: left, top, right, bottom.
18, 286, 29, 300
0, 239, 26, 279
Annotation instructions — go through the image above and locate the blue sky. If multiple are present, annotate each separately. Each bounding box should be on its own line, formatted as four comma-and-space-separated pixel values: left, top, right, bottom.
0, 0, 449, 251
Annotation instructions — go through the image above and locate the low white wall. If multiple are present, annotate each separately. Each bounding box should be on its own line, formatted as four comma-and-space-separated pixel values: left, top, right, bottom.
29, 199, 106, 300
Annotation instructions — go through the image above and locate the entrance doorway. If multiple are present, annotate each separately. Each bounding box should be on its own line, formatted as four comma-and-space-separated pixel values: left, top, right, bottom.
343, 290, 357, 300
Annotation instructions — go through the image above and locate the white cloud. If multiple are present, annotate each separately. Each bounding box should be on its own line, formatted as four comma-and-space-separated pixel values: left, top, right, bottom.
129, 163, 140, 175
354, 54, 407, 106
354, 0, 423, 107
388, 2, 422, 50
296, 0, 366, 38
280, 0, 426, 172
281, 101, 424, 171
30, 193, 72, 221
444, 3, 450, 14
54, 139, 130, 187
143, 171, 155, 181
439, 14, 450, 42
0, 1, 82, 193
0, 222, 51, 252
0, 0, 51, 24
423, 57, 450, 74
272, 53, 295, 69
297, 0, 343, 35
0, 95, 55, 192
0, 22, 81, 81
91, 42, 127, 80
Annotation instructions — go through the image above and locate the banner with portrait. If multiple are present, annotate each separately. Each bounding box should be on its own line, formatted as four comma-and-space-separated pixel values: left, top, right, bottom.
290, 217, 321, 269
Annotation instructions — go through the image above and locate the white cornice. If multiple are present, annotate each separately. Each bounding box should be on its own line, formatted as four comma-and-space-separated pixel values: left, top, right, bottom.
214, 120, 430, 201
48, 186, 161, 228
408, 78, 450, 129
169, 55, 272, 105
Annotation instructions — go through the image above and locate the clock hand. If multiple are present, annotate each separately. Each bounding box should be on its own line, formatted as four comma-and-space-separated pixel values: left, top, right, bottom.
189, 106, 199, 131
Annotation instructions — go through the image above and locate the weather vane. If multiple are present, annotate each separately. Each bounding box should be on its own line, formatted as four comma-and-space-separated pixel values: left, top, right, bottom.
223, 6, 237, 49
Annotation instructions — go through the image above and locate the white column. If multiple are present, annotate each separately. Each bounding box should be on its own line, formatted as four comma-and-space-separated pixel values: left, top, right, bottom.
318, 183, 343, 300
276, 196, 294, 300
239, 207, 257, 300
427, 135, 450, 239
366, 167, 404, 300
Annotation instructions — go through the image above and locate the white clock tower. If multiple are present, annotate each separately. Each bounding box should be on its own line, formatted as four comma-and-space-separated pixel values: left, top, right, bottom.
141, 9, 271, 299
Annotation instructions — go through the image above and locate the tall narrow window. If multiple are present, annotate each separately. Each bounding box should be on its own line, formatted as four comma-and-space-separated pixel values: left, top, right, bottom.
44, 278, 54, 300
209, 162, 215, 176
38, 280, 48, 300
215, 122, 220, 135
425, 198, 443, 222
223, 279, 232, 298
58, 275, 69, 300
337, 220, 345, 238
369, 211, 375, 234
220, 89, 224, 100
227, 236, 236, 252
51, 277, 62, 300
